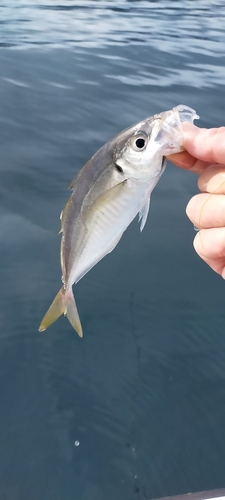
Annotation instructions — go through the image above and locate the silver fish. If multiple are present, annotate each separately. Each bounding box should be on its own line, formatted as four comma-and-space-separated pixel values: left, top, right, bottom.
39, 105, 198, 336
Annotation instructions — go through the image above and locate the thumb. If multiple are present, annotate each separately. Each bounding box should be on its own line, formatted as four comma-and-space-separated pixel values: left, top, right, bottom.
182, 122, 225, 165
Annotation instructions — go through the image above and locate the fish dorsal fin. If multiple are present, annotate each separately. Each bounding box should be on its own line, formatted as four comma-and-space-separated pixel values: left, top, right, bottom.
58, 197, 71, 234
69, 176, 79, 190
138, 195, 151, 232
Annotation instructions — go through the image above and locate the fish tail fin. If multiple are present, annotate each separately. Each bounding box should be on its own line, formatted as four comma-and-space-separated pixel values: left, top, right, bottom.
66, 289, 83, 337
39, 287, 66, 332
39, 287, 83, 337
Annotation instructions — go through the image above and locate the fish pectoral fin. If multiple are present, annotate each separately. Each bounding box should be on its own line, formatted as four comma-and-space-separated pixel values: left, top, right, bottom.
138, 194, 151, 232
82, 180, 127, 228
39, 287, 83, 337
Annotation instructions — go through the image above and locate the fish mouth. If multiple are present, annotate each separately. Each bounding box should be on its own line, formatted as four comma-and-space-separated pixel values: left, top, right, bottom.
152, 104, 199, 156
176, 104, 199, 124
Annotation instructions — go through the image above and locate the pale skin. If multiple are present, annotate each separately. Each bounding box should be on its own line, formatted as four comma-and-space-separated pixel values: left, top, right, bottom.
168, 122, 225, 279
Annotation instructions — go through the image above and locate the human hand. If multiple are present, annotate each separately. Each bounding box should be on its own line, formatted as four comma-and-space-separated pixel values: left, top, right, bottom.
168, 123, 225, 278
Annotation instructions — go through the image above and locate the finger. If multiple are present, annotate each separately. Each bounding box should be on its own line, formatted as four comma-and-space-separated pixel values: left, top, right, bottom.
193, 228, 225, 277
186, 193, 225, 229
182, 122, 225, 164
167, 151, 211, 174
198, 164, 225, 193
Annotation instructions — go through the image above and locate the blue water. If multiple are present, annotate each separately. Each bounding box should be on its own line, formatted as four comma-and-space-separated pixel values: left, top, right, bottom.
0, 2, 225, 499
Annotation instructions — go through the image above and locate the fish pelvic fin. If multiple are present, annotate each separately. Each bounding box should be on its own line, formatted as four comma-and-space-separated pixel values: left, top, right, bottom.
138, 194, 151, 232
38, 286, 83, 337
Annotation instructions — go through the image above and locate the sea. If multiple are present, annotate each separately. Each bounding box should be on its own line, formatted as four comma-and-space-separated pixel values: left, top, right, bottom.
0, 1, 225, 499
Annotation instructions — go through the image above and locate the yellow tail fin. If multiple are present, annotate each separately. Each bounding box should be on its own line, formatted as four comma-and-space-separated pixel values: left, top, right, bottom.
39, 287, 83, 337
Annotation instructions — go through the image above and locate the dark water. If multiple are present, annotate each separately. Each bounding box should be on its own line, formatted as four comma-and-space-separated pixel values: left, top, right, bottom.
1, 1, 225, 499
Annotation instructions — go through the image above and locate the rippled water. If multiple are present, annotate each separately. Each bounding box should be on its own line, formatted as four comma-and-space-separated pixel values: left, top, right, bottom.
0, 2, 225, 500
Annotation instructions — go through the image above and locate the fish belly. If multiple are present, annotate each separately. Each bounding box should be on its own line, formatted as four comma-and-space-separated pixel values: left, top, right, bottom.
68, 179, 152, 287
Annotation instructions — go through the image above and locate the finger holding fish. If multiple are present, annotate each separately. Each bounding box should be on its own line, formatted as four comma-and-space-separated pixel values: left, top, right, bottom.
168, 123, 225, 172
167, 150, 212, 174
186, 164, 225, 232
185, 163, 225, 279
197, 164, 225, 193
182, 123, 225, 165
186, 192, 225, 229
192, 228, 225, 278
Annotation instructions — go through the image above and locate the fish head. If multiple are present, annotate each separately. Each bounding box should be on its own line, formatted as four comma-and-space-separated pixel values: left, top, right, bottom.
114, 105, 199, 180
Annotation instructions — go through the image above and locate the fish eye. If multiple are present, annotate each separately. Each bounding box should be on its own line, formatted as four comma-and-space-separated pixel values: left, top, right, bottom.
130, 131, 148, 152
135, 138, 145, 149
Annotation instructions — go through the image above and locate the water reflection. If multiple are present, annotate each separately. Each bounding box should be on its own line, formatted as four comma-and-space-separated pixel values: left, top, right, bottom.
0, 0, 224, 55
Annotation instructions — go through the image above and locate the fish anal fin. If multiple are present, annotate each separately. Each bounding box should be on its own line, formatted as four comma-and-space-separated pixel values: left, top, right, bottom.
107, 232, 123, 254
